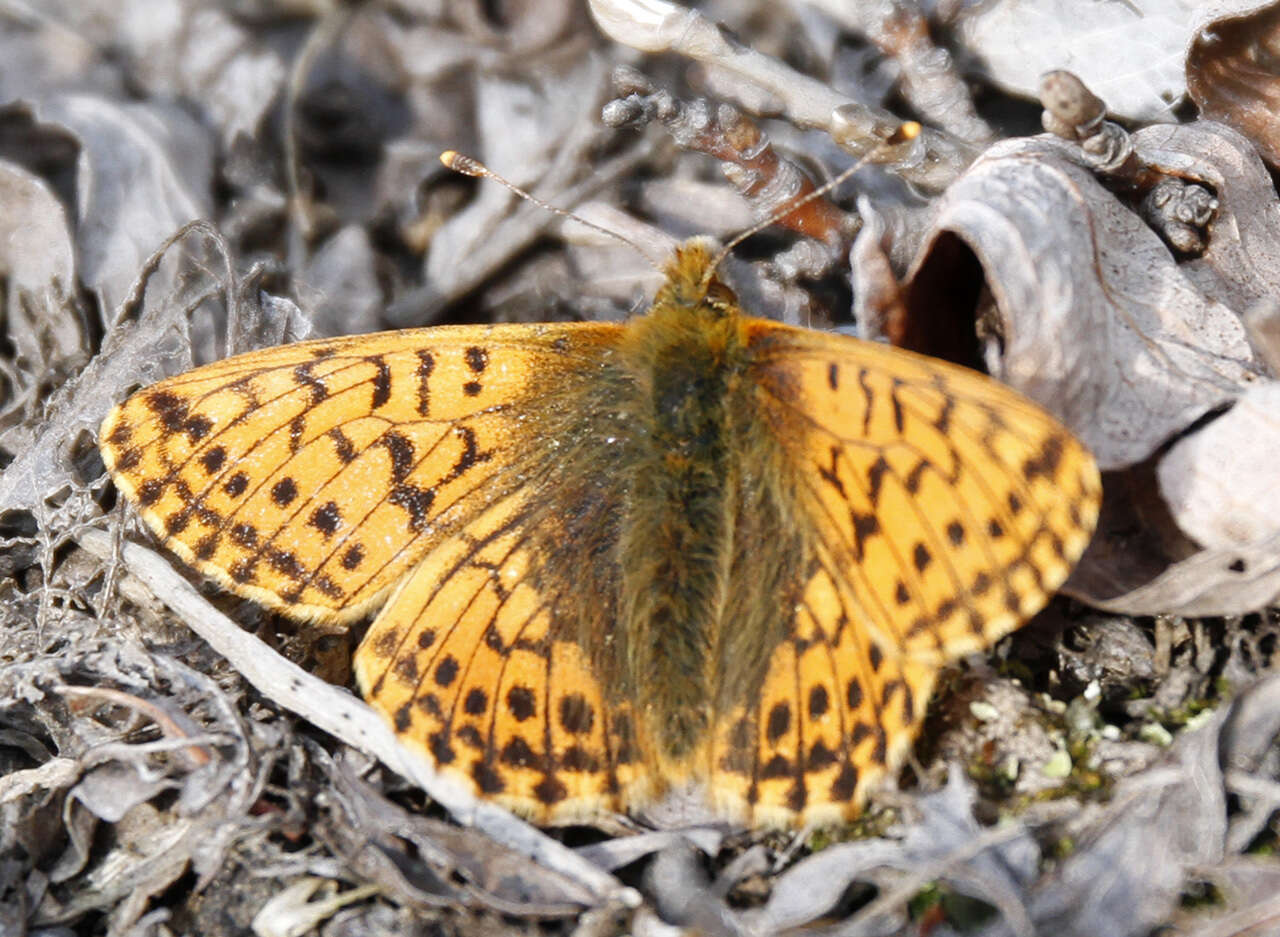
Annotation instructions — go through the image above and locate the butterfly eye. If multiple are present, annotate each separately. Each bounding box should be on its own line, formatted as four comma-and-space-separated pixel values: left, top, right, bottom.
705, 281, 739, 312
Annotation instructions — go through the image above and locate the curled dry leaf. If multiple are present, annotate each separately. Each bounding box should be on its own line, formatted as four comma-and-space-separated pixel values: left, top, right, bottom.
1186, 2, 1280, 169
884, 120, 1280, 615
1133, 121, 1280, 316
893, 132, 1256, 470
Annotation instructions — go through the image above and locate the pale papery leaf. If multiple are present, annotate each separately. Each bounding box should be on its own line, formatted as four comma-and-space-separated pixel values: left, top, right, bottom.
1159, 382, 1280, 554
0, 160, 84, 380
32, 94, 214, 317
953, 0, 1269, 122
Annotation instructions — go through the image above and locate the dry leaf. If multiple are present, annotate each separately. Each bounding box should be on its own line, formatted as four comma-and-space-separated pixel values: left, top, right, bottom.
1187, 3, 1280, 169
895, 133, 1257, 470
953, 0, 1267, 122
0, 159, 83, 380
887, 118, 1280, 614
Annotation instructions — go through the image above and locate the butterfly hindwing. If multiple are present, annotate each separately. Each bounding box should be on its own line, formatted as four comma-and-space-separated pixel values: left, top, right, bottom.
352, 489, 648, 821
709, 565, 940, 824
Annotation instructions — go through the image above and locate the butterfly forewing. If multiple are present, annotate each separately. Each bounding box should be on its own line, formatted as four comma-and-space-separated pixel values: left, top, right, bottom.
746, 322, 1101, 665
100, 323, 625, 623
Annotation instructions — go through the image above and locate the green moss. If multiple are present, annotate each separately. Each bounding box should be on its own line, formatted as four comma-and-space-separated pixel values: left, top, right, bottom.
907, 883, 997, 932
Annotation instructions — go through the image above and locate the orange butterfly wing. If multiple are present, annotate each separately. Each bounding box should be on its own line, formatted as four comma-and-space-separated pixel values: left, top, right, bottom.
100, 324, 622, 624
352, 484, 650, 821
101, 321, 649, 822
703, 321, 1100, 825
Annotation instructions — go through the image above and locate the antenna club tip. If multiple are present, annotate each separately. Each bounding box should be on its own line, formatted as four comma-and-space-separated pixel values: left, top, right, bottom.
888, 121, 922, 145
440, 150, 484, 177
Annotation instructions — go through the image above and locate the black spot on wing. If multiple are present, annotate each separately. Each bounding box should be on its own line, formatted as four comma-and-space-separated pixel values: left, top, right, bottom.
108, 421, 132, 446
867, 456, 889, 505
309, 501, 342, 537
231, 523, 258, 548
415, 350, 434, 416
184, 415, 212, 442
146, 391, 188, 432
271, 477, 298, 507
370, 356, 391, 409
116, 447, 141, 471
534, 774, 567, 805
434, 655, 459, 687
766, 702, 791, 742
294, 362, 327, 403
390, 484, 435, 531
472, 759, 504, 793
1023, 435, 1063, 480
846, 678, 863, 709
808, 685, 829, 718
830, 763, 858, 800
507, 685, 536, 721
224, 472, 249, 498
341, 543, 365, 570
288, 414, 306, 454
559, 694, 594, 734
379, 432, 415, 483
199, 446, 226, 474
328, 428, 356, 463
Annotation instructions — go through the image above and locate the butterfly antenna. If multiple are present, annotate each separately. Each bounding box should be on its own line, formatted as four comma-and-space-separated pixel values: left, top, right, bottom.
440, 151, 666, 269
702, 121, 922, 289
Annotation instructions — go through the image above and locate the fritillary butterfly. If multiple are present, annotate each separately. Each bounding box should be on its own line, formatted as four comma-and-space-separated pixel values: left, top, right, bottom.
99, 237, 1100, 827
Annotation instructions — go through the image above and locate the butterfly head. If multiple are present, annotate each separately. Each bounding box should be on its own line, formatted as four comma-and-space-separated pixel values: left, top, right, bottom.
652, 237, 740, 321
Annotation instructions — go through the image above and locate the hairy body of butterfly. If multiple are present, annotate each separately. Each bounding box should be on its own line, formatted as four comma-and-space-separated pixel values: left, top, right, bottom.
100, 239, 1101, 827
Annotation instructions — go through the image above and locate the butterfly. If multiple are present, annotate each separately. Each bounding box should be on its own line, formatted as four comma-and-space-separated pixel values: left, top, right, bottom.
99, 235, 1100, 827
